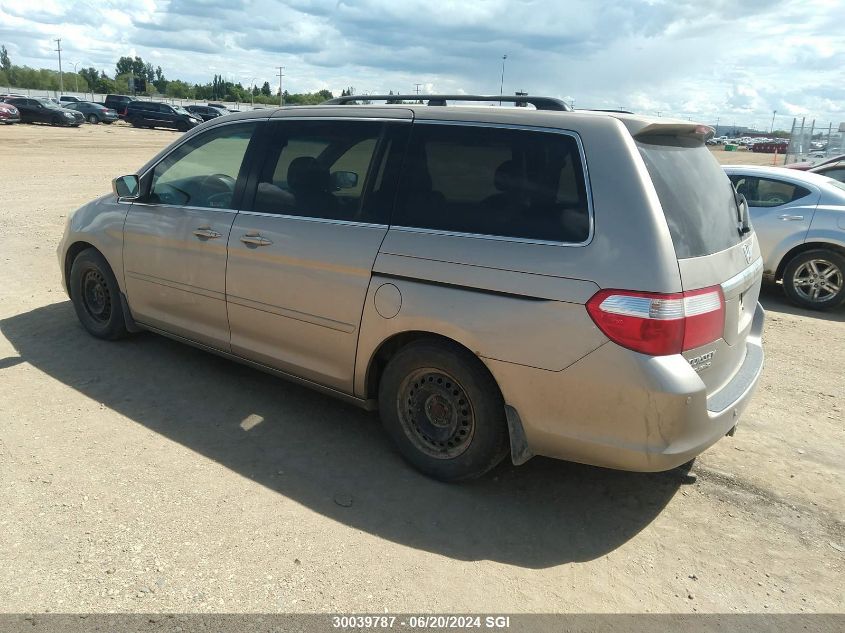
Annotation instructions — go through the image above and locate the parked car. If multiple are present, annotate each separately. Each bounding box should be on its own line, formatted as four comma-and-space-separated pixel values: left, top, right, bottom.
785, 154, 845, 177
62, 101, 119, 124
725, 165, 845, 309
808, 160, 845, 183
104, 94, 133, 119
185, 104, 229, 121
0, 101, 20, 124
59, 95, 82, 104
58, 95, 765, 481
125, 100, 202, 131
1, 97, 83, 126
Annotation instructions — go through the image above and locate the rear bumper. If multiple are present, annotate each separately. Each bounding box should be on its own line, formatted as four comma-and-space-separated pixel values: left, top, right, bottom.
488, 302, 765, 472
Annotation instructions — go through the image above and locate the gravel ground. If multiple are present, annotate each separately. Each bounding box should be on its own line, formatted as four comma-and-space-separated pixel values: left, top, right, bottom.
0, 122, 842, 614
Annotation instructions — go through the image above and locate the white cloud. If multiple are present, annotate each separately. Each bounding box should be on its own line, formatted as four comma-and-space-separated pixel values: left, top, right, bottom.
0, 0, 843, 128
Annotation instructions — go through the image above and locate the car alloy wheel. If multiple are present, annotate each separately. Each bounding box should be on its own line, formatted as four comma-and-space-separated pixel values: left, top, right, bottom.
792, 258, 843, 303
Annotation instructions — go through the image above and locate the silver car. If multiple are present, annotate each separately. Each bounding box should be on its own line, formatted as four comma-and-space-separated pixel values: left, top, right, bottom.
725, 165, 845, 310
58, 95, 765, 481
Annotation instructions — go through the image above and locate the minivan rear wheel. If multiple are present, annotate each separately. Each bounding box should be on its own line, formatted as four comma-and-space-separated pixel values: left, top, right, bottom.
782, 249, 845, 310
69, 248, 129, 340
378, 340, 509, 481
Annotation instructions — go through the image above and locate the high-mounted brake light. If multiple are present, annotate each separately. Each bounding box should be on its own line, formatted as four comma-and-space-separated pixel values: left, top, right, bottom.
586, 286, 725, 356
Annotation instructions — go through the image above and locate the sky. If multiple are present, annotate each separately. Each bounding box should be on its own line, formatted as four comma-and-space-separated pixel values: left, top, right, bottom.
1, 0, 843, 130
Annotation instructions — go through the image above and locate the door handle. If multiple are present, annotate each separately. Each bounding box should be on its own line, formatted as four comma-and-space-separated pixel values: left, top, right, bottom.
193, 227, 221, 239
778, 214, 804, 221
240, 234, 273, 246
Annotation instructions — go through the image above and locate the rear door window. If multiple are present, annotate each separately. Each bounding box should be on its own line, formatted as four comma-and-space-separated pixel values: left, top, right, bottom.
392, 124, 590, 243
728, 175, 811, 207
637, 136, 742, 258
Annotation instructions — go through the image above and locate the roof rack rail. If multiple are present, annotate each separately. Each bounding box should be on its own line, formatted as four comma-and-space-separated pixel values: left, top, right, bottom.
321, 94, 572, 112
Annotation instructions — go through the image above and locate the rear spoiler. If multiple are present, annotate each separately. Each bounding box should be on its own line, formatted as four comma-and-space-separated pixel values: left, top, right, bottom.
633, 122, 715, 142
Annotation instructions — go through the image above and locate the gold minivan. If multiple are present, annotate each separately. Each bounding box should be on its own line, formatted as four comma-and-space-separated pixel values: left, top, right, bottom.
58, 95, 765, 481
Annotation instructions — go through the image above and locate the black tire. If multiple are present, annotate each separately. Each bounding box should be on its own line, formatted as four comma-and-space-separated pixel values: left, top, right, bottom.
87, 114, 99, 124
69, 248, 129, 340
177, 121, 189, 132
51, 115, 63, 126
130, 117, 143, 128
378, 339, 509, 482
782, 249, 845, 310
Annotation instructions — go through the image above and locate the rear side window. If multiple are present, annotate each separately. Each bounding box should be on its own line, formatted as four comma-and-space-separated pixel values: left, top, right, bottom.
392, 124, 590, 243
638, 136, 741, 258
728, 175, 810, 207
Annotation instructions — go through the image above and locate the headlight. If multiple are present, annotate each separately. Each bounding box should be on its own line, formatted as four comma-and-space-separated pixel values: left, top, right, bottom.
64, 112, 74, 118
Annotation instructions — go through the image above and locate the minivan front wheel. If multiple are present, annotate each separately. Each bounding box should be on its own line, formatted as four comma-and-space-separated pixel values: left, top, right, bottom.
379, 340, 509, 481
783, 249, 845, 310
69, 248, 129, 340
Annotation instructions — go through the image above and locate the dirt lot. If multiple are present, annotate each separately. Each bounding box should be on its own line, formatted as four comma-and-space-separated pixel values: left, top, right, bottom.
0, 123, 842, 615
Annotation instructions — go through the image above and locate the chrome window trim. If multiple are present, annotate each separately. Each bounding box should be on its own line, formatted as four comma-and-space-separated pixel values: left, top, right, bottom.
393, 119, 595, 248
124, 201, 239, 214
237, 210, 388, 229
721, 256, 763, 295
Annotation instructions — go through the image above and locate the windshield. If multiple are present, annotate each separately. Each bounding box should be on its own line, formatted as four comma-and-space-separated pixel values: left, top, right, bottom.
37, 99, 62, 110
173, 105, 189, 115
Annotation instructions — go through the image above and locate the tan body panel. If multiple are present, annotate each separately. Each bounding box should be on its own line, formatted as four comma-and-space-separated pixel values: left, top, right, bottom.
58, 195, 129, 294
226, 212, 388, 392
354, 272, 605, 397
123, 204, 235, 350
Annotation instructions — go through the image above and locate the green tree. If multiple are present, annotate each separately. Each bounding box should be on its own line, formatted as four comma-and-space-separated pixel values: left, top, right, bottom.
0, 45, 10, 73
260, 81, 271, 96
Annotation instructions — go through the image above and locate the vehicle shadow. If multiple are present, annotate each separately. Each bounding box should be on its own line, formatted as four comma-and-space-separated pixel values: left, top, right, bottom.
1, 302, 687, 569
759, 283, 845, 322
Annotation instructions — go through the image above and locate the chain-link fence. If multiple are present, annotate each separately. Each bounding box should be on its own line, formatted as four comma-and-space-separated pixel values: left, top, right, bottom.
784, 117, 845, 166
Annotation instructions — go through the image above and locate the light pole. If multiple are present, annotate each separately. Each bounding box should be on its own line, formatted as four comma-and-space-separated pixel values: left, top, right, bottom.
54, 38, 63, 95
770, 110, 777, 134
277, 66, 285, 106
72, 61, 79, 93
499, 54, 507, 105
249, 76, 257, 107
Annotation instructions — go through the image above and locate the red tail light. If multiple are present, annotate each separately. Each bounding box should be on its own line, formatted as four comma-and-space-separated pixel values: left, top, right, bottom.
586, 286, 725, 356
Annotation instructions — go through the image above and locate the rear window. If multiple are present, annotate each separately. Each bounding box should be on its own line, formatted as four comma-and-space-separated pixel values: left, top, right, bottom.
637, 136, 741, 258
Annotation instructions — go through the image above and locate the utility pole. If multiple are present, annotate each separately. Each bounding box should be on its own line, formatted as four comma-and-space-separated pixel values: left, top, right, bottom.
414, 83, 422, 95
72, 61, 79, 93
54, 38, 63, 95
499, 54, 507, 105
770, 110, 777, 134
277, 66, 285, 106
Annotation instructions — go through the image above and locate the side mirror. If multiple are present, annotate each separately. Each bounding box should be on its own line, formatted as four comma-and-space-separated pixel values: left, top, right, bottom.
113, 175, 140, 200
331, 170, 358, 190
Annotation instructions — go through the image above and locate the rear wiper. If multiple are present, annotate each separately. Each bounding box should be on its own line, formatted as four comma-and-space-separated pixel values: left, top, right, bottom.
731, 183, 752, 236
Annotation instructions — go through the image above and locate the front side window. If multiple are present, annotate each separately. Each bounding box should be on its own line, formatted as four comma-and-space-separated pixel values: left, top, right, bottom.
729, 175, 811, 207
253, 120, 384, 222
148, 122, 255, 209
392, 124, 590, 243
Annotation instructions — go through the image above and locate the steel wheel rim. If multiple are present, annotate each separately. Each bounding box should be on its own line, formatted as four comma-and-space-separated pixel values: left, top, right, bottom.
397, 368, 476, 459
792, 258, 843, 302
82, 269, 111, 322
